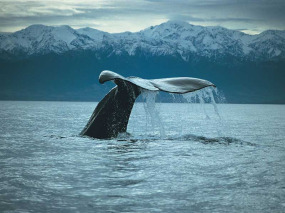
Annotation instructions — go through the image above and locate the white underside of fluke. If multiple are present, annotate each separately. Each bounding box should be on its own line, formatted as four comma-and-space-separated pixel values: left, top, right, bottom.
99, 70, 215, 94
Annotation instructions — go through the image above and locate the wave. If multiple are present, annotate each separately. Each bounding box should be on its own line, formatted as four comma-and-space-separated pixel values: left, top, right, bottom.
116, 133, 256, 146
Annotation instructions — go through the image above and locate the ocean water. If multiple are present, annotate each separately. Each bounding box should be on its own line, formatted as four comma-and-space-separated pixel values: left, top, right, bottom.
0, 101, 284, 213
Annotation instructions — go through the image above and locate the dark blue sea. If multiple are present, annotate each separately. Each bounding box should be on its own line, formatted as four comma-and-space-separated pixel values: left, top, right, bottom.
0, 101, 284, 212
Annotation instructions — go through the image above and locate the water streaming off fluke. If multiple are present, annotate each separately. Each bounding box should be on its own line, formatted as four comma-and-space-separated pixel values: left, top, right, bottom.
130, 87, 226, 138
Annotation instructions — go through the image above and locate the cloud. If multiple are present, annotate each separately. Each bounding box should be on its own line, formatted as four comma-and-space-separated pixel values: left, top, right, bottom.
0, 0, 284, 33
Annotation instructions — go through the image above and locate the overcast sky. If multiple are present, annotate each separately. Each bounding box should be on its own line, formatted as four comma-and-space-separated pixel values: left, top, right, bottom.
0, 0, 284, 34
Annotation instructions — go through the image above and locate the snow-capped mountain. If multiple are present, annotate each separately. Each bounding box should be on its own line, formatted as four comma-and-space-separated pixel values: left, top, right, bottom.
0, 24, 97, 54
0, 21, 284, 61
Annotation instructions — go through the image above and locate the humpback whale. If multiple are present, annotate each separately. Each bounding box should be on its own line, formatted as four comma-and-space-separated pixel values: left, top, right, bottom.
80, 70, 215, 139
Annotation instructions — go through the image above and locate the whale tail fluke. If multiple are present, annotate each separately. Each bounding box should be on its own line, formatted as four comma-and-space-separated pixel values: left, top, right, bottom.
81, 70, 215, 139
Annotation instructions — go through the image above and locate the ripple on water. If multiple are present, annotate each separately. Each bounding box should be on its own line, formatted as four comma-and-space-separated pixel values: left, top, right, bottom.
0, 102, 285, 213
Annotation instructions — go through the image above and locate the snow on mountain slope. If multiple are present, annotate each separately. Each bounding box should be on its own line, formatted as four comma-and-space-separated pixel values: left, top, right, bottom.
0, 21, 284, 61
137, 21, 249, 58
77, 27, 109, 42
248, 30, 285, 58
0, 24, 96, 54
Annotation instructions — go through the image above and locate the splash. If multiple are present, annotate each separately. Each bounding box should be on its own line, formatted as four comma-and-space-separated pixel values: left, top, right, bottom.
182, 87, 224, 119
180, 87, 226, 137
140, 89, 165, 137
129, 86, 226, 139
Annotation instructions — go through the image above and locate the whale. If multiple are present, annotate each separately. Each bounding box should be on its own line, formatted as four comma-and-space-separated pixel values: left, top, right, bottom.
80, 70, 215, 139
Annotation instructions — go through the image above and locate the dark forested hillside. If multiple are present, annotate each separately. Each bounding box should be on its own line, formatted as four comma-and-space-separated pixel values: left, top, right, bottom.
1, 51, 284, 103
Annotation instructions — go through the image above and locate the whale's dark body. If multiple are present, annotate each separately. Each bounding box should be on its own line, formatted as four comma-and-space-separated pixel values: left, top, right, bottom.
80, 71, 215, 139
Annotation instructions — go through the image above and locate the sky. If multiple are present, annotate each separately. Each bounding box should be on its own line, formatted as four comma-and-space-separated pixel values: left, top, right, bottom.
0, 0, 284, 35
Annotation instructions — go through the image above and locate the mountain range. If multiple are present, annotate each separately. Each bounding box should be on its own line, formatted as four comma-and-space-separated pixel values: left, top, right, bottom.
0, 21, 284, 103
